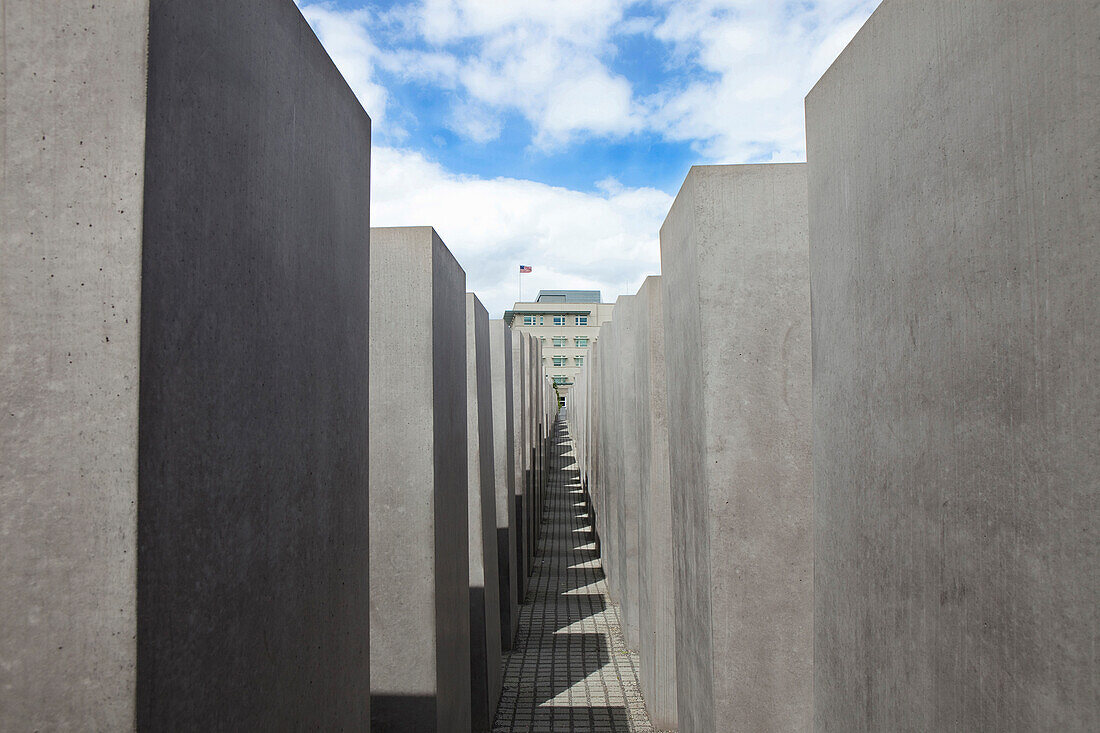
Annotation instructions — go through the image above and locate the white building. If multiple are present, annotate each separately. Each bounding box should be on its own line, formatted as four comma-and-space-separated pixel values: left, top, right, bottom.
505, 290, 614, 403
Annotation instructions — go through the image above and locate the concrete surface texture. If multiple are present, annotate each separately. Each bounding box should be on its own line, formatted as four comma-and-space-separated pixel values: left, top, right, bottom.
511, 332, 529, 601
0, 3, 147, 728
525, 335, 537, 575
593, 320, 618, 603
660, 163, 813, 733
489, 320, 519, 650
612, 295, 642, 651
465, 294, 503, 731
2, 1, 373, 729
807, 2, 1100, 730
633, 276, 679, 729
370, 227, 471, 732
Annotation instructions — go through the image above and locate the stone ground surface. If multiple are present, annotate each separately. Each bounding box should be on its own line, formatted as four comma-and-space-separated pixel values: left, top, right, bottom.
493, 420, 664, 733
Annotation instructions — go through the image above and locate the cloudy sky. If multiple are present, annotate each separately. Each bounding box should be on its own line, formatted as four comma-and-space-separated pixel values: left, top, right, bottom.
295, 0, 879, 317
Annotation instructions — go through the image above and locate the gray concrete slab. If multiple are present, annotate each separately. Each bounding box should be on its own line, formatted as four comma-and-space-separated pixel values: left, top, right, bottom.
0, 4, 146, 727
634, 276, 678, 729
806, 3, 1100, 730
661, 163, 813, 733
511, 331, 529, 600
1, 2, 372, 728
489, 320, 519, 650
466, 294, 502, 732
370, 227, 470, 732
613, 295, 641, 651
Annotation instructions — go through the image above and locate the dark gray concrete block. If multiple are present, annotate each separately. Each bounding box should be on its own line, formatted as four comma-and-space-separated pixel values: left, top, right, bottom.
807, 2, 1100, 730
489, 320, 519, 649
466, 294, 502, 732
634, 276, 678, 729
2, 1, 372, 729
661, 164, 813, 733
370, 227, 470, 732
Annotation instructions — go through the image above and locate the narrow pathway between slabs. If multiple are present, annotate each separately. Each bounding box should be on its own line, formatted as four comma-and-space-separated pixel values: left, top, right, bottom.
493, 419, 657, 733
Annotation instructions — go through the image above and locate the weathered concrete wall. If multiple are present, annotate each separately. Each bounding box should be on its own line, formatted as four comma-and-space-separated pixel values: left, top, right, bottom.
370, 227, 470, 732
634, 276, 678, 729
613, 295, 641, 650
2, 2, 373, 729
0, 4, 147, 728
489, 320, 518, 650
466, 294, 502, 732
510, 332, 528, 601
596, 318, 620, 603
807, 2, 1100, 730
661, 164, 813, 733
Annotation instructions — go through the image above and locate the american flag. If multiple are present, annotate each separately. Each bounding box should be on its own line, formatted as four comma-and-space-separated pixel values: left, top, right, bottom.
519, 265, 532, 273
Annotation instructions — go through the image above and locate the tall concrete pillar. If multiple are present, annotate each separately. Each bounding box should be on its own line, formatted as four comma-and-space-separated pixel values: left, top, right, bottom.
661, 164, 813, 733
510, 331, 529, 601
489, 321, 519, 650
634, 276, 678, 729
807, 2, 1099, 730
598, 317, 622, 604
370, 227, 470, 732
613, 295, 641, 650
0, 2, 372, 729
465, 294, 502, 732
527, 334, 539, 563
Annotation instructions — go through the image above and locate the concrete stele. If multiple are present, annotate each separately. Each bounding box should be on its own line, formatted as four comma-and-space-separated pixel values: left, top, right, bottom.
370, 227, 471, 732
488, 320, 519, 650
660, 164, 813, 733
613, 294, 641, 651
634, 276, 678, 729
465, 294, 502, 731
807, 2, 1100, 729
510, 330, 529, 600
1, 2, 372, 728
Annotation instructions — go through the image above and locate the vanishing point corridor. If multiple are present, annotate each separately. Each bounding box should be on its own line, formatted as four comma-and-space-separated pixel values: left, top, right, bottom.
492, 420, 659, 733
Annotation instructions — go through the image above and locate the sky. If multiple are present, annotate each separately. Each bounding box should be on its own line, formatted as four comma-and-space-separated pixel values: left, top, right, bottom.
295, 0, 880, 317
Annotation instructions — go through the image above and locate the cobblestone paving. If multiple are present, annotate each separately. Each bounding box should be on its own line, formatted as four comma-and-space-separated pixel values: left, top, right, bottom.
493, 420, 656, 733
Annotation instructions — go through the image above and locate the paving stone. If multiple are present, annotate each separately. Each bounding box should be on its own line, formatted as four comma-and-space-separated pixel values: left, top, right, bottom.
493, 420, 664, 733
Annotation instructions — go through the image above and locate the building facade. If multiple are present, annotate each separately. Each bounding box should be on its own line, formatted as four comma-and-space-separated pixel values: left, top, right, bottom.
505, 290, 615, 399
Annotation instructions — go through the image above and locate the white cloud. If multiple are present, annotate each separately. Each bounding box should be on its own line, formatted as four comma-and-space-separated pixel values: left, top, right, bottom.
298, 0, 881, 157
371, 146, 672, 317
649, 0, 880, 161
409, 0, 645, 147
295, 4, 393, 129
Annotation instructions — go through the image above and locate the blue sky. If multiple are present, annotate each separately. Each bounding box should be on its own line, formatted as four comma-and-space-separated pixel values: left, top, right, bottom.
295, 0, 880, 317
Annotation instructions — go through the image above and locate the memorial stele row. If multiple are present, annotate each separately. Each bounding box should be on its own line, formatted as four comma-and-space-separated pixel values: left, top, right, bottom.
567, 1, 1097, 731
2, 0, 1097, 731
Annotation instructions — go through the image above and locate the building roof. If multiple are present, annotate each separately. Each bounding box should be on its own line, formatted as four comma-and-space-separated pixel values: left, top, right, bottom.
534, 290, 602, 304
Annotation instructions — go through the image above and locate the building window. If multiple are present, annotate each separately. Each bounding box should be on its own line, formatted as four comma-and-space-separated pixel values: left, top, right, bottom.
574, 356, 584, 366
553, 375, 569, 385
576, 316, 588, 326
574, 336, 589, 348
552, 356, 567, 367
539, 316, 545, 325
552, 337, 568, 347
553, 315, 566, 326
523, 315, 537, 326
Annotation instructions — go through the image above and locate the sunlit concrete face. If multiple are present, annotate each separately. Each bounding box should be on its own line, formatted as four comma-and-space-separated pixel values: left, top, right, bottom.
633, 276, 678, 729
369, 227, 470, 732
611, 294, 641, 651
661, 163, 813, 733
465, 294, 503, 731
488, 320, 519, 649
807, 2, 1100, 730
